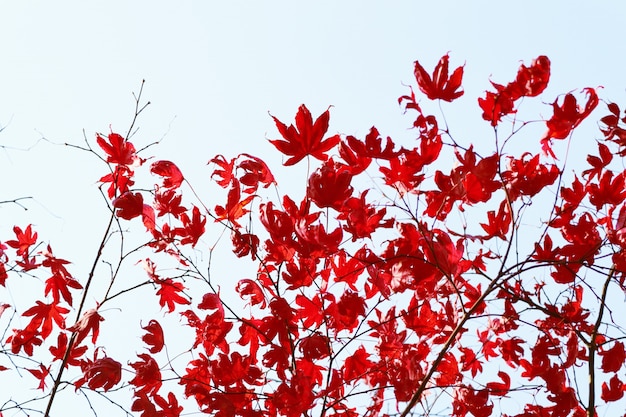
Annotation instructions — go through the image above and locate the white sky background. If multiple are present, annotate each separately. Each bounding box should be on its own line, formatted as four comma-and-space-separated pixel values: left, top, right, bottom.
1, 0, 626, 415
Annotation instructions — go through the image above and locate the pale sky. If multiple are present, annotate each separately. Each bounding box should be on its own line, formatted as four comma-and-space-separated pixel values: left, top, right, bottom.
1, 1, 626, 415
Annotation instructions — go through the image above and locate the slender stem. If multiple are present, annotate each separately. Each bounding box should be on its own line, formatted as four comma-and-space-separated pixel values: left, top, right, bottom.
43, 211, 116, 417
587, 266, 614, 417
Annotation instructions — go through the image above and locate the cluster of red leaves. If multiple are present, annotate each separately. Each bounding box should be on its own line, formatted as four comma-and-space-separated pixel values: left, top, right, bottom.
478, 55, 551, 126
2, 54, 626, 417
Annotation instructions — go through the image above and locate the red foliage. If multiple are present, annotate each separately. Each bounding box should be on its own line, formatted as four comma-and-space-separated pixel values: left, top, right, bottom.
3, 54, 626, 417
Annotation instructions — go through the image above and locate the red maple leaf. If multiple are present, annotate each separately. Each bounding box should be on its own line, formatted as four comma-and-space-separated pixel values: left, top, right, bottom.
541, 88, 599, 157
413, 53, 464, 102
345, 127, 397, 160
27, 363, 50, 391
68, 308, 104, 345
49, 331, 87, 366
237, 153, 276, 193
132, 391, 183, 417
236, 279, 266, 308
177, 206, 206, 247
45, 272, 83, 306
583, 141, 613, 180
269, 104, 339, 166
96, 132, 140, 166
153, 187, 187, 218
141, 320, 165, 354
486, 371, 511, 396
75, 354, 122, 392
307, 159, 353, 210
113, 191, 144, 220
99, 165, 135, 198
599, 341, 625, 373
214, 181, 254, 227
22, 300, 70, 339
343, 345, 375, 382
602, 374, 625, 402
129, 353, 162, 395
151, 160, 184, 189
7, 328, 42, 355
6, 225, 37, 257
155, 278, 191, 313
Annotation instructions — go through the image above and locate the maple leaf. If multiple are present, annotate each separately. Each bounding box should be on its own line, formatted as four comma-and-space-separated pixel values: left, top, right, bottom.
151, 160, 184, 189
133, 391, 183, 417
346, 127, 397, 160
177, 206, 206, 247
68, 308, 104, 345
269, 104, 339, 166
214, 181, 254, 227
599, 341, 625, 373
6, 225, 37, 257
141, 320, 165, 354
601, 374, 625, 402
23, 300, 70, 339
75, 354, 122, 392
96, 132, 140, 166
155, 278, 191, 313
307, 158, 353, 210
541, 88, 599, 157
113, 191, 144, 220
45, 272, 83, 306
413, 53, 464, 102
237, 153, 276, 192
153, 187, 187, 218
486, 371, 511, 396
209, 154, 236, 188
236, 279, 266, 308
99, 165, 135, 198
49, 331, 87, 367
343, 345, 375, 382
231, 231, 259, 260
480, 200, 511, 240
478, 88, 515, 127
27, 363, 50, 391
583, 141, 612, 180
7, 328, 42, 355
130, 353, 162, 395
459, 346, 483, 378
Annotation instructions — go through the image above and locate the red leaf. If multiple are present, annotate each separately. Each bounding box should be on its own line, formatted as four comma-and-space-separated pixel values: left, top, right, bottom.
151, 160, 184, 189
129, 353, 162, 395
214, 181, 254, 227
600, 341, 625, 373
307, 159, 353, 210
343, 345, 375, 382
49, 331, 87, 367
75, 355, 122, 392
414, 53, 464, 102
22, 300, 70, 339
141, 320, 165, 354
6, 225, 37, 257
7, 328, 42, 355
269, 105, 339, 166
155, 279, 191, 313
541, 88, 599, 156
237, 153, 276, 192
44, 272, 82, 306
177, 206, 206, 247
96, 132, 139, 166
113, 191, 144, 220
236, 279, 266, 308
68, 308, 104, 345
27, 364, 50, 391
486, 371, 511, 396
601, 374, 625, 402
